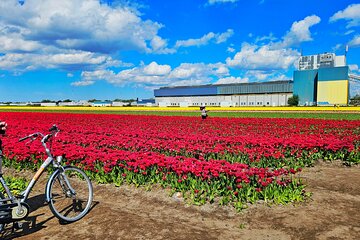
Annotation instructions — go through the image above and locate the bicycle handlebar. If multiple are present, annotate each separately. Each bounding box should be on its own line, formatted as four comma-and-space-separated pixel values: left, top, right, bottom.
19, 125, 60, 143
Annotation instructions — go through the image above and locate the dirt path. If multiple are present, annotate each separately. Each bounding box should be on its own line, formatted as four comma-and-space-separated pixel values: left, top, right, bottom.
2, 162, 360, 240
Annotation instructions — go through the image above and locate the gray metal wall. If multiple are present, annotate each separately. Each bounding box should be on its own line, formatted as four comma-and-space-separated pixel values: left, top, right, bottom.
154, 81, 293, 107
156, 93, 292, 107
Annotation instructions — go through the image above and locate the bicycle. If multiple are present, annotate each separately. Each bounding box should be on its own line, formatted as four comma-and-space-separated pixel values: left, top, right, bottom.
0, 124, 93, 231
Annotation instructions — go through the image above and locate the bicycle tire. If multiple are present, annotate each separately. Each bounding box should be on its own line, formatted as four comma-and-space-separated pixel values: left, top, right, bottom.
0, 191, 6, 232
48, 166, 93, 222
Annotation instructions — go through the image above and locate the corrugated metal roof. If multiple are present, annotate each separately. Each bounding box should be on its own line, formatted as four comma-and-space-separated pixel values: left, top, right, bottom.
217, 80, 293, 95
154, 85, 217, 97
154, 80, 293, 97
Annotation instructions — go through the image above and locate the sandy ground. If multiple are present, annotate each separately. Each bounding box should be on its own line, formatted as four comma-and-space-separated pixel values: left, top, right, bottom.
1, 161, 360, 240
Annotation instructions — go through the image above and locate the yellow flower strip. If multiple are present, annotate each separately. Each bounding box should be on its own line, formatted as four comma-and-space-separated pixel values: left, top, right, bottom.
0, 106, 360, 112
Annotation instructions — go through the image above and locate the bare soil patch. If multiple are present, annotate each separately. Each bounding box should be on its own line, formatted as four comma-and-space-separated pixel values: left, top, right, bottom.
2, 162, 360, 240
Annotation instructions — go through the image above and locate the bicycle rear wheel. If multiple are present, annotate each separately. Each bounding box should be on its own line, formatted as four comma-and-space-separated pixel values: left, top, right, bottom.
48, 166, 93, 222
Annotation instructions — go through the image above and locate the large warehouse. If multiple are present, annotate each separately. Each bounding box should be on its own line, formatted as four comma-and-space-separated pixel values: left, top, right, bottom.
154, 80, 293, 107
154, 52, 356, 107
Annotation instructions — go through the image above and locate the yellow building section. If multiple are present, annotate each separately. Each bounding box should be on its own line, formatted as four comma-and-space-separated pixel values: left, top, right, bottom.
317, 80, 348, 105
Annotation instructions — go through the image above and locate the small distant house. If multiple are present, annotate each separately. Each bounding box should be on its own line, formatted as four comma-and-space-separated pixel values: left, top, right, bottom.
92, 101, 112, 107
136, 99, 156, 106
78, 100, 91, 106
112, 101, 128, 107
58, 101, 77, 106
41, 102, 57, 107
9, 102, 29, 106
59, 100, 90, 106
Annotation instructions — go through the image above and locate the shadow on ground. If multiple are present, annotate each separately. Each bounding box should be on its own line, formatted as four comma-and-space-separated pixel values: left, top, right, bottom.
0, 194, 98, 239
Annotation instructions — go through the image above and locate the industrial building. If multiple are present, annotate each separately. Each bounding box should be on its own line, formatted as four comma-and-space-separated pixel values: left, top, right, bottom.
154, 81, 293, 107
294, 53, 349, 106
154, 52, 358, 107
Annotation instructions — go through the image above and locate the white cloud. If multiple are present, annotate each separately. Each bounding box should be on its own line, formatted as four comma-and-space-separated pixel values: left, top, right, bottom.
175, 29, 233, 48
245, 70, 289, 81
49, 52, 108, 65
279, 15, 321, 48
175, 32, 215, 48
349, 35, 360, 47
71, 80, 95, 86
213, 64, 230, 75
214, 76, 249, 85
67, 73, 74, 78
73, 62, 229, 87
226, 43, 300, 70
208, 0, 238, 5
345, 30, 355, 35
0, 0, 164, 54
215, 29, 234, 44
0, 35, 41, 52
350, 81, 360, 97
245, 70, 270, 81
143, 62, 171, 76
255, 33, 277, 43
330, 4, 360, 28
227, 47, 235, 53
169, 63, 228, 80
0, 51, 121, 71
349, 64, 359, 72
226, 15, 319, 71
0, 0, 171, 74
332, 44, 343, 52
150, 36, 176, 54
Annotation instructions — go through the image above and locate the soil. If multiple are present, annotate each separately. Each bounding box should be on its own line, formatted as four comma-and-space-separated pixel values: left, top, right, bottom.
1, 161, 360, 240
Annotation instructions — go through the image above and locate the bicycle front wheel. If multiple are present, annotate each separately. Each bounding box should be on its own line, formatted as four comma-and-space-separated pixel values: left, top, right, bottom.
48, 166, 93, 222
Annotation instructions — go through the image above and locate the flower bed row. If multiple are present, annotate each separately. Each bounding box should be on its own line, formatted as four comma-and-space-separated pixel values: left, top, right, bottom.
1, 112, 359, 209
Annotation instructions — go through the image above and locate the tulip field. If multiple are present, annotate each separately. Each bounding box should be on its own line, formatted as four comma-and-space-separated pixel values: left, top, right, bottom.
1, 111, 360, 210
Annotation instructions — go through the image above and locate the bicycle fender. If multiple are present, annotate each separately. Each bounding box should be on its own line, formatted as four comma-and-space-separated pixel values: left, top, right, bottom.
45, 168, 62, 203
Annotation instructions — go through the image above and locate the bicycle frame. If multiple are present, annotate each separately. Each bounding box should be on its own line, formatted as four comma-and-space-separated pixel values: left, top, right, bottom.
0, 124, 92, 225
0, 132, 59, 204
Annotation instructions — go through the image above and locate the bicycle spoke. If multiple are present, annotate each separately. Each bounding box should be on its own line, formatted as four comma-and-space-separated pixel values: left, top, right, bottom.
48, 167, 93, 222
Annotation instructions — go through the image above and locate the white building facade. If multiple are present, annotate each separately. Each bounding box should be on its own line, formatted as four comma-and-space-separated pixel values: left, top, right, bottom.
154, 81, 293, 107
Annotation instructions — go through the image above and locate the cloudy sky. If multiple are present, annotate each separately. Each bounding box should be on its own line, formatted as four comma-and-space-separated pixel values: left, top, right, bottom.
0, 0, 360, 101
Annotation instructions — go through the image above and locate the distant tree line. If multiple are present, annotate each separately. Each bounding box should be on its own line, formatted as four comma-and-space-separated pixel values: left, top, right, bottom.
287, 95, 299, 106
1, 98, 138, 104
350, 94, 360, 106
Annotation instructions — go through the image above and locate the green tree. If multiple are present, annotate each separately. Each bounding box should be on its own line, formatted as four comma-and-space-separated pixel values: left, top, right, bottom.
288, 95, 299, 106
350, 94, 360, 106
41, 99, 55, 103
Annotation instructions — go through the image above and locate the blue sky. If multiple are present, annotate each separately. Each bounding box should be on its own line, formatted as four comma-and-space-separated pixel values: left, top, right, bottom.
0, 0, 360, 102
